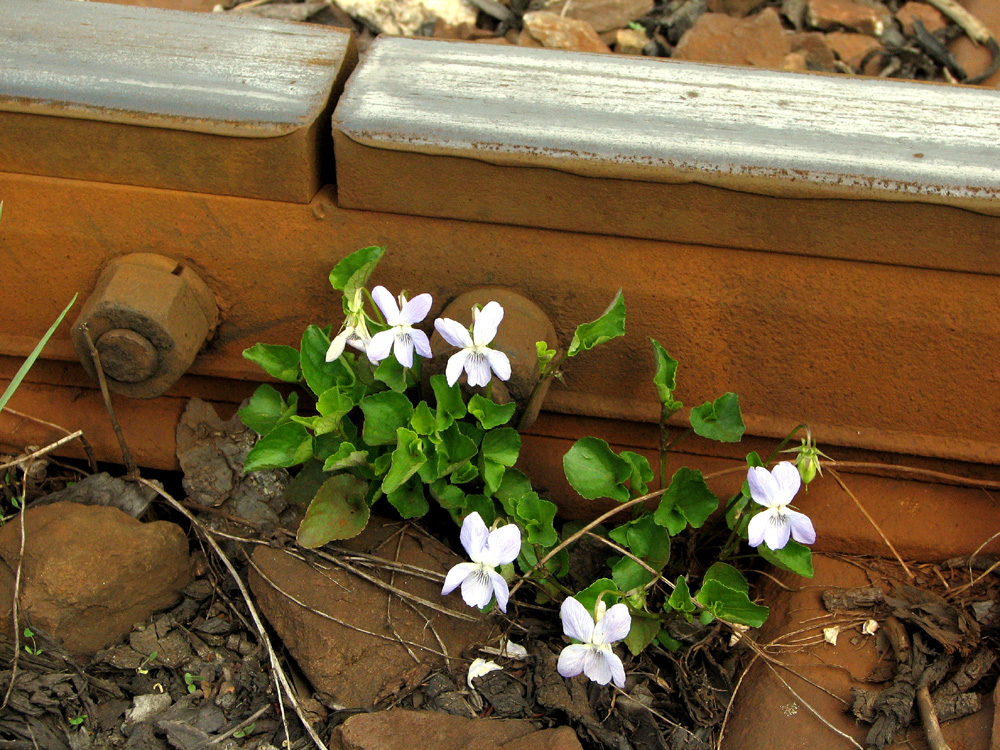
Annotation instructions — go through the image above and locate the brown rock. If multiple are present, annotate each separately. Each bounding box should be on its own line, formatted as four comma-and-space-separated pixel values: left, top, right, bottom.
0, 502, 191, 657
522, 11, 612, 53
92, 0, 218, 9
781, 51, 810, 70
539, 0, 654, 33
250, 517, 494, 708
615, 27, 649, 55
806, 0, 889, 36
825, 29, 883, 72
895, 0, 947, 35
672, 8, 792, 69
788, 31, 838, 70
707, 0, 768, 17
721, 554, 994, 750
331, 709, 553, 750
950, 0, 1000, 87
503, 727, 584, 750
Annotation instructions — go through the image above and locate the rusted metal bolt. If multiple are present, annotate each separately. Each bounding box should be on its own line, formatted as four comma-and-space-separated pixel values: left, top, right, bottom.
72, 253, 219, 399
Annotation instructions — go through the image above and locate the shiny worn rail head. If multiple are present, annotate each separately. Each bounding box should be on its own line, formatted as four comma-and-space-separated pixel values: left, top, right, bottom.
334, 37, 1000, 216
0, 0, 352, 137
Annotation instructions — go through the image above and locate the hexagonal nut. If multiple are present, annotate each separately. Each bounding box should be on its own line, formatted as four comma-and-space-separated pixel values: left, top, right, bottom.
424, 288, 557, 426
71, 254, 219, 399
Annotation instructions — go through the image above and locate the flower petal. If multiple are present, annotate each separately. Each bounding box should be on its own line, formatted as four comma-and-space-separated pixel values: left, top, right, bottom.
410, 328, 432, 360
593, 603, 631, 645
466, 352, 491, 388
560, 597, 596, 643
365, 330, 394, 363
772, 461, 802, 502
747, 465, 779, 508
747, 509, 770, 547
605, 650, 627, 688
484, 523, 522, 566
460, 511, 489, 561
461, 569, 495, 608
446, 351, 469, 387
434, 317, 473, 349
786, 509, 816, 545
488, 569, 510, 612
400, 293, 432, 325
486, 349, 511, 381
371, 286, 400, 324
392, 334, 414, 368
763, 513, 792, 550
473, 301, 504, 346
583, 648, 612, 685
442, 562, 477, 596
325, 329, 349, 362
557, 644, 589, 678
467, 659, 502, 689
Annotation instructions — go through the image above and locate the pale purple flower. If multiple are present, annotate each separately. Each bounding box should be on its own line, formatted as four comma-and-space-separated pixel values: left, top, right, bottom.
557, 597, 630, 688
746, 461, 816, 550
434, 302, 511, 388
441, 512, 521, 612
366, 286, 433, 368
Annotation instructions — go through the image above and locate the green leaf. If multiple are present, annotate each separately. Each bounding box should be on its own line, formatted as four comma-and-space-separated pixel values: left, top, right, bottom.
611, 557, 653, 593
654, 467, 719, 534
451, 462, 479, 484
563, 437, 631, 502
329, 246, 385, 297
667, 576, 697, 614
623, 615, 658, 656
657, 630, 683, 651
535, 340, 557, 372
296, 474, 370, 548
567, 289, 625, 357
434, 423, 478, 476
1, 294, 76, 414
431, 480, 467, 516
481, 427, 521, 466
242, 343, 300, 383
360, 391, 414, 446
516, 493, 557, 546
431, 374, 466, 429
608, 514, 670, 591
301, 325, 355, 397
322, 442, 369, 472
573, 579, 620, 615
695, 562, 769, 628
468, 394, 516, 429
464, 495, 497, 526
757, 540, 814, 578
244, 423, 313, 472
410, 401, 436, 436
382, 428, 426, 494
282, 460, 328, 506
239, 384, 297, 435
495, 468, 533, 516
386, 475, 429, 519
689, 392, 745, 443
374, 355, 409, 392
650, 339, 683, 418
620, 451, 654, 496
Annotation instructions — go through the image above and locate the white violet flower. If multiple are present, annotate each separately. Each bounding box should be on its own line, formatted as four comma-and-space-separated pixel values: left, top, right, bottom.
434, 301, 512, 388
326, 289, 372, 362
365, 285, 433, 368
746, 461, 816, 550
557, 597, 631, 688
441, 512, 521, 613
467, 658, 503, 690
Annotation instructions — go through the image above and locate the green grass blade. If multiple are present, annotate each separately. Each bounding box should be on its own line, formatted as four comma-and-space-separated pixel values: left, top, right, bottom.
0, 294, 78, 412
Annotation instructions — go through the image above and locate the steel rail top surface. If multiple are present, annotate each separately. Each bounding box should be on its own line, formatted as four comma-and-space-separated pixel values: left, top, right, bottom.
335, 37, 1000, 216
0, 0, 352, 137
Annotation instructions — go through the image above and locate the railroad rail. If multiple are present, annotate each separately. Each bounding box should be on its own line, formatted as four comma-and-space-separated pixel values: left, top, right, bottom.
1, 0, 998, 536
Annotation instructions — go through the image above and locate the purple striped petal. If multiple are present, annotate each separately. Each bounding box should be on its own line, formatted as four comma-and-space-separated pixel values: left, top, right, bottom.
435, 317, 473, 349
787, 509, 816, 545
593, 604, 631, 645
400, 293, 432, 325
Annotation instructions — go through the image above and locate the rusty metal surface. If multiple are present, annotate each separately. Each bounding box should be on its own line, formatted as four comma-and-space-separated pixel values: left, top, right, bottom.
71, 254, 219, 399
0, 173, 997, 468
333, 37, 1000, 258
0, 0, 357, 201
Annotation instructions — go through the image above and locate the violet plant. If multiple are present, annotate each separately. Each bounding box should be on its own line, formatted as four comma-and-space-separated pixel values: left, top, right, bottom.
240, 246, 821, 687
